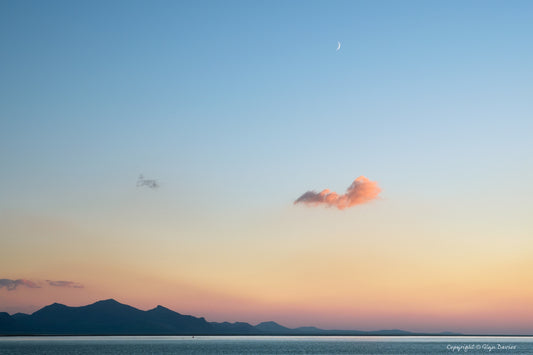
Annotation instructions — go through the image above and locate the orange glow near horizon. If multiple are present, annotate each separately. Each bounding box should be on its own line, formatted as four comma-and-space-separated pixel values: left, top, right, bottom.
2, 201, 533, 334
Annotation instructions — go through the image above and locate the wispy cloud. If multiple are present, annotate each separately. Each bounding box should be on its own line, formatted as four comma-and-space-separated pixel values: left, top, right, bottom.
294, 176, 381, 210
46, 280, 84, 288
137, 174, 159, 189
0, 278, 85, 291
0, 279, 40, 291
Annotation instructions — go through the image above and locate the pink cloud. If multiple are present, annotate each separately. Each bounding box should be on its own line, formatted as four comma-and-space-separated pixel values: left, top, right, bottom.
294, 176, 381, 210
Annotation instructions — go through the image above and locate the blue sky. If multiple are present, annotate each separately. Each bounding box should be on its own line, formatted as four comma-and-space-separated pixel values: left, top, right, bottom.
2, 0, 532, 210
1, 0, 533, 332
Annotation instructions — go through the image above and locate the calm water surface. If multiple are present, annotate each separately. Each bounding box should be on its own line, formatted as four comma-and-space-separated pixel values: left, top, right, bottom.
0, 335, 532, 354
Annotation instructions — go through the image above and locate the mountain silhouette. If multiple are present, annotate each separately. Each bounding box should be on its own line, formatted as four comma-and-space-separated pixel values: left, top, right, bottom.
0, 299, 459, 336
0, 299, 212, 335
255, 321, 291, 333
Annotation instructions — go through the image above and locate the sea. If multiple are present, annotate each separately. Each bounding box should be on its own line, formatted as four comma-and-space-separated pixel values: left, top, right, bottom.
0, 335, 532, 354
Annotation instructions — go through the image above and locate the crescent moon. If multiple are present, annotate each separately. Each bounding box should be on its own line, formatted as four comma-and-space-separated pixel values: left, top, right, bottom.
336, 41, 341, 51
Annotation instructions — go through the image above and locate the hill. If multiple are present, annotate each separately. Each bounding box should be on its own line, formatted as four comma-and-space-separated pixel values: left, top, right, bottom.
0, 299, 459, 336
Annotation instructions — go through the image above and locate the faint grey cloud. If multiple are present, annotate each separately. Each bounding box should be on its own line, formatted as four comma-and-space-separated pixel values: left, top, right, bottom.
46, 280, 84, 288
137, 174, 159, 189
0, 279, 40, 291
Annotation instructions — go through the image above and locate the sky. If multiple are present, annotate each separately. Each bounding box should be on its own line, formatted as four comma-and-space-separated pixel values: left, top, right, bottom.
1, 0, 532, 334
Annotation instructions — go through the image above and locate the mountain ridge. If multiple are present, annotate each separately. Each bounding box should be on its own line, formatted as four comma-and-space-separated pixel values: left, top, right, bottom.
0, 299, 460, 336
